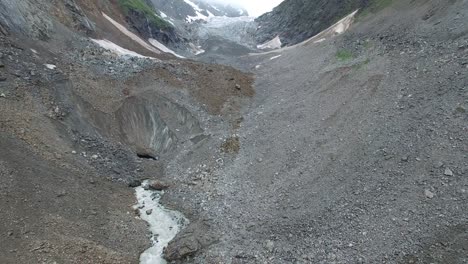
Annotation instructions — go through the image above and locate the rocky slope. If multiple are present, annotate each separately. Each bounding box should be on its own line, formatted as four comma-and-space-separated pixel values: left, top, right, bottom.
255, 0, 370, 47
149, 0, 248, 23
0, 0, 467, 263
163, 0, 468, 262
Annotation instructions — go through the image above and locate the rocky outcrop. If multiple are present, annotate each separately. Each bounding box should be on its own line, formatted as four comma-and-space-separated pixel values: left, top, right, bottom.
149, 0, 248, 22
164, 220, 217, 261
117, 0, 183, 47
0, 0, 54, 40
255, 0, 369, 47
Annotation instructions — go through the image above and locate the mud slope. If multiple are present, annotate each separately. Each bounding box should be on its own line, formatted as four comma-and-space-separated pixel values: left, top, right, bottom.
163, 0, 468, 263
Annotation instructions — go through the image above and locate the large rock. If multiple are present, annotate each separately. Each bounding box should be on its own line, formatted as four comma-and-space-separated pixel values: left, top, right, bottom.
164, 220, 217, 260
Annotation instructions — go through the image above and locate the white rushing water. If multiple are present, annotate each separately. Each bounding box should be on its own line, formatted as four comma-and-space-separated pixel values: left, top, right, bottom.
134, 181, 187, 264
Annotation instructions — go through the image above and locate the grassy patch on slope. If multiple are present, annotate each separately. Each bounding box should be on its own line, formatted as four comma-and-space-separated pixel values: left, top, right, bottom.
336, 49, 354, 61
117, 0, 172, 30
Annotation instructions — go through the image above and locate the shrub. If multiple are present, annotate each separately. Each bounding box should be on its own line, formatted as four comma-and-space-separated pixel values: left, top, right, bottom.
336, 49, 354, 61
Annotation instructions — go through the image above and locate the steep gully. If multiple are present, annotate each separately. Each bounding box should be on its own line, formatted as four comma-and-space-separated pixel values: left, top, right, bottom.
127, 10, 359, 263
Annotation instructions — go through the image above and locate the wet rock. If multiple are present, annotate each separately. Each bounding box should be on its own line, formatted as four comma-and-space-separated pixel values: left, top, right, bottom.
148, 180, 170, 191
165, 220, 216, 261
166, 236, 200, 260
128, 179, 142, 188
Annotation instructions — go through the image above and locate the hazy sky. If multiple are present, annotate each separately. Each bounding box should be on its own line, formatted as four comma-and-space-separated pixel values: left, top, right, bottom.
211, 0, 284, 17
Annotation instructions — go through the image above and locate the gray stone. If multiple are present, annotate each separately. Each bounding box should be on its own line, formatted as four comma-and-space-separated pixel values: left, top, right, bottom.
128, 179, 142, 188
264, 240, 274, 252
444, 168, 454, 176
148, 180, 170, 191
425, 189, 435, 199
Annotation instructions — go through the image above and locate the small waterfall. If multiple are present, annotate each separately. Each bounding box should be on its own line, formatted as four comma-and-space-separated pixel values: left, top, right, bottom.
134, 180, 187, 264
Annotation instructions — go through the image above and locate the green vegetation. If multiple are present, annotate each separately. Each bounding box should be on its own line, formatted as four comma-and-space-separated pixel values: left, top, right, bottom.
117, 0, 172, 30
336, 49, 354, 61
357, 0, 394, 19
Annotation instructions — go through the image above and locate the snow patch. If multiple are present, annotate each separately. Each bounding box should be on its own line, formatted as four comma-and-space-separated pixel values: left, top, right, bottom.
269, 55, 282, 60
30, 49, 38, 54
159, 11, 167, 18
189, 43, 205, 55
183, 0, 203, 12
186, 11, 209, 22
102, 12, 161, 54
134, 181, 187, 264
257, 36, 282, 50
44, 64, 56, 70
148, 38, 185, 58
91, 39, 151, 58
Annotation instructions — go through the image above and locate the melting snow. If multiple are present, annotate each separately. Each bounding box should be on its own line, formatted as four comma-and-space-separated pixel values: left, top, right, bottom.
186, 11, 209, 22
183, 0, 202, 12
134, 181, 187, 264
184, 0, 216, 23
102, 12, 161, 54
189, 43, 205, 55
257, 36, 282, 50
91, 39, 151, 58
148, 38, 185, 58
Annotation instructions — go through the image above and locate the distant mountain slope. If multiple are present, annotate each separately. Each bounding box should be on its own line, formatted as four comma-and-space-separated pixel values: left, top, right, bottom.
255, 0, 369, 46
148, 0, 248, 24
